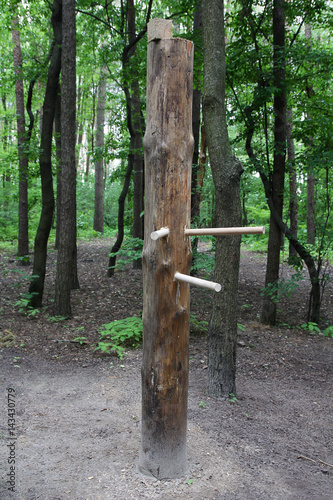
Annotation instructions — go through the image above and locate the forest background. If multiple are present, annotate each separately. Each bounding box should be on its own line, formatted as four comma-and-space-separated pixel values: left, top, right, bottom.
1, 0, 333, 378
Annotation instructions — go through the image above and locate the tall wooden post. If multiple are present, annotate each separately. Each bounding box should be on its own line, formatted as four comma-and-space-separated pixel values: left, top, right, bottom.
138, 19, 194, 479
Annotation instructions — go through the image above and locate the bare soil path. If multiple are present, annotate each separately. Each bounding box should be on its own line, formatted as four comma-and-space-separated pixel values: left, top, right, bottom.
0, 239, 332, 499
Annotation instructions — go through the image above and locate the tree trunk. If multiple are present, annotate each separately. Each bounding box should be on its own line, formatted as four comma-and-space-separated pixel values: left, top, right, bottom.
138, 20, 194, 479
76, 84, 86, 170
107, 155, 133, 277
260, 0, 286, 326
191, 3, 202, 225
202, 0, 243, 397
93, 67, 107, 233
55, 85, 61, 250
127, 0, 144, 269
287, 107, 298, 260
54, 0, 77, 317
190, 3, 203, 265
85, 84, 96, 182
1, 96, 11, 190
305, 23, 315, 245
191, 88, 201, 222
307, 170, 315, 244
28, 0, 62, 308
12, 15, 29, 263
260, 171, 321, 323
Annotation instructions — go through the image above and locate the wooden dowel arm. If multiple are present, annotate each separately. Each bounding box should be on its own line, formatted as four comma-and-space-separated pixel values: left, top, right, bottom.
150, 227, 170, 240
174, 272, 221, 292
184, 226, 265, 236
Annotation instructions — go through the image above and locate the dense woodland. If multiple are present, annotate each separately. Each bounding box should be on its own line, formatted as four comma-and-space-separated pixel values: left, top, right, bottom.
1, 0, 333, 396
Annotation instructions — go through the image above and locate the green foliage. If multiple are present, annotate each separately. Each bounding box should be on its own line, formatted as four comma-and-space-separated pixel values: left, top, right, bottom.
260, 271, 305, 304
190, 313, 208, 333
73, 336, 88, 346
199, 400, 209, 409
109, 236, 144, 271
45, 314, 67, 324
95, 316, 143, 359
191, 239, 215, 277
14, 291, 39, 317
300, 322, 333, 338
0, 183, 19, 243
228, 393, 238, 404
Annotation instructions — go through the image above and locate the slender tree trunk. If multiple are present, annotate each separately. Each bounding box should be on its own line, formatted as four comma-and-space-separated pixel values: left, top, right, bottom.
260, 0, 286, 326
260, 171, 321, 323
109, 0, 152, 272
28, 0, 62, 308
94, 67, 107, 233
76, 75, 82, 137
12, 15, 29, 263
191, 3, 202, 223
192, 124, 207, 271
1, 96, 11, 187
85, 85, 96, 182
307, 170, 315, 244
196, 124, 207, 218
202, 0, 243, 397
54, 0, 77, 317
127, 0, 144, 268
191, 2, 203, 265
305, 22, 315, 245
55, 85, 61, 249
191, 87, 202, 224
287, 107, 298, 260
85, 153, 90, 180
107, 156, 133, 277
244, 17, 321, 324
76, 85, 86, 172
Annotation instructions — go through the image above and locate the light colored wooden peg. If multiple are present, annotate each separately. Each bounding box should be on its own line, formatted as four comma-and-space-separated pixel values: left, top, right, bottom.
184, 226, 265, 236
174, 272, 221, 292
147, 19, 173, 42
150, 227, 170, 240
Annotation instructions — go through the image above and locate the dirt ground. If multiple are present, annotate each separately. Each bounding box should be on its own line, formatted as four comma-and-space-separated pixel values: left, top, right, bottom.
0, 239, 332, 499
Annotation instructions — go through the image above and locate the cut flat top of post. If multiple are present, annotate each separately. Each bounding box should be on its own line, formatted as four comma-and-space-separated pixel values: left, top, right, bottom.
147, 18, 173, 42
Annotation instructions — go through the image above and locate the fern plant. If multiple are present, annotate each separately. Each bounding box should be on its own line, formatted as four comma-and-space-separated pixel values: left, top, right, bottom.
95, 316, 143, 359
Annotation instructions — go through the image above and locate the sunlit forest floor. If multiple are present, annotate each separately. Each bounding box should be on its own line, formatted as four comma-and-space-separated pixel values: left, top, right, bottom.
1, 239, 332, 499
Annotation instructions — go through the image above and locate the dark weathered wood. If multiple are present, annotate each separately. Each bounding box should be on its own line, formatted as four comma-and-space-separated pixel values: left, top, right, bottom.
139, 19, 194, 479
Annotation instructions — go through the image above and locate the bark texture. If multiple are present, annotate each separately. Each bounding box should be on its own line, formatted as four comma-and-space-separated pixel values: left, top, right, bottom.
107, 155, 133, 277
202, 0, 243, 397
12, 15, 29, 261
287, 107, 298, 260
305, 23, 315, 245
94, 67, 107, 234
259, 170, 321, 323
54, 0, 77, 317
260, 0, 286, 325
191, 3, 203, 225
127, 0, 144, 268
28, 0, 62, 308
139, 24, 194, 478
55, 86, 61, 250
190, 4, 203, 265
307, 170, 315, 244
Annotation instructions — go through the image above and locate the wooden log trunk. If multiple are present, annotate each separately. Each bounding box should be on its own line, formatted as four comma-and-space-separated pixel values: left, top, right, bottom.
138, 19, 194, 479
